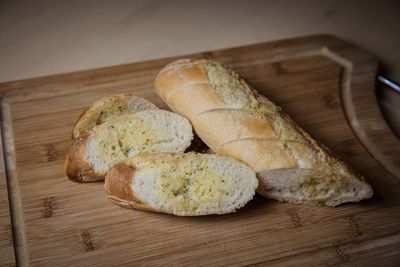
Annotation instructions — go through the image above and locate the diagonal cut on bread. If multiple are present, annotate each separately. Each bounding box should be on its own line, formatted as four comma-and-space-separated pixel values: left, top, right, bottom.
72, 94, 158, 138
65, 110, 193, 182
105, 152, 258, 216
155, 59, 373, 206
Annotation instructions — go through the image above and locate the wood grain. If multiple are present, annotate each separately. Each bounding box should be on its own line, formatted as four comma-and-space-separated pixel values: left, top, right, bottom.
0, 34, 399, 266
0, 108, 16, 267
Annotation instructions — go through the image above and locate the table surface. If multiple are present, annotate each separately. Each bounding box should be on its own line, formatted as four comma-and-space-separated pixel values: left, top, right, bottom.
0, 0, 399, 82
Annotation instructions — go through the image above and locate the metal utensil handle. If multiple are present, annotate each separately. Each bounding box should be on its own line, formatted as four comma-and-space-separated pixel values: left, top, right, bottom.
378, 75, 400, 93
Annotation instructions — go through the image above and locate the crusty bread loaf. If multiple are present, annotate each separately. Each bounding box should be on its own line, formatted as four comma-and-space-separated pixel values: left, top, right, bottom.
155, 59, 373, 206
65, 110, 193, 182
72, 94, 158, 138
105, 152, 258, 216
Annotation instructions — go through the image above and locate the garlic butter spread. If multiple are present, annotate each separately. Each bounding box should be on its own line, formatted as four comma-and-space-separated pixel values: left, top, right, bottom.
90, 115, 167, 170
150, 154, 232, 211
85, 97, 131, 129
299, 173, 348, 201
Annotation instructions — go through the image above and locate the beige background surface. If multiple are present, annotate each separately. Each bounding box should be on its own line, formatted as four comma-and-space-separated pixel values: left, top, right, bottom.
0, 0, 399, 130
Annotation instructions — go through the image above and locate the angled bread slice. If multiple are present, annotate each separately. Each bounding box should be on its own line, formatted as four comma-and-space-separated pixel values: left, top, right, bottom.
65, 110, 193, 182
105, 152, 258, 216
72, 94, 158, 138
155, 58, 373, 206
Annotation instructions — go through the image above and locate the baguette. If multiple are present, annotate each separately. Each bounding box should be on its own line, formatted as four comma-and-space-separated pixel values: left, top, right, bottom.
105, 152, 258, 216
65, 110, 193, 182
72, 94, 158, 138
155, 59, 373, 206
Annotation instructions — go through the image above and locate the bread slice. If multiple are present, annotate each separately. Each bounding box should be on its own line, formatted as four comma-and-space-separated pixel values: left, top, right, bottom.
65, 110, 193, 182
105, 152, 258, 216
155, 58, 373, 206
72, 94, 158, 138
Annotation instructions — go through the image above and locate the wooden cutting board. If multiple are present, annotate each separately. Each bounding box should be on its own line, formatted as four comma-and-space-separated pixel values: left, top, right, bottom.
1, 35, 399, 266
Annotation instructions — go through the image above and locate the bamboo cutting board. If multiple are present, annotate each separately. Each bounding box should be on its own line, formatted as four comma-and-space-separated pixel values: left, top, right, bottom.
1, 35, 399, 266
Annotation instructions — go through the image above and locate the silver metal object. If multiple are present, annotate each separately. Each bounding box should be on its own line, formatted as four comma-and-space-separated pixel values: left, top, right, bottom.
378, 75, 400, 93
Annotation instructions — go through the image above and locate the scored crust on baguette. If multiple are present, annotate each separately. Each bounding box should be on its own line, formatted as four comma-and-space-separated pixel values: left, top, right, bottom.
72, 94, 158, 138
155, 59, 373, 206
105, 152, 258, 216
65, 110, 193, 182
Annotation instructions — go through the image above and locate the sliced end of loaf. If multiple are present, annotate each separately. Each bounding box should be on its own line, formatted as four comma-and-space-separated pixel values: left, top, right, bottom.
105, 153, 258, 216
87, 110, 193, 175
66, 110, 193, 182
257, 168, 373, 206
131, 153, 258, 216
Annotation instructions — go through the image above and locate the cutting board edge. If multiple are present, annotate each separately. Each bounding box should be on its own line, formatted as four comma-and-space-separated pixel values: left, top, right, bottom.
0, 99, 30, 266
